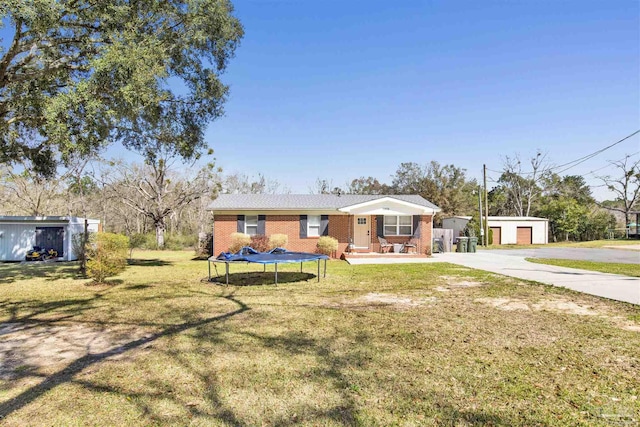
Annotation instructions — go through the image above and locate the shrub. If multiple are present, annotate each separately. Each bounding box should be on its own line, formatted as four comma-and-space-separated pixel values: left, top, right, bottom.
72, 232, 96, 265
316, 236, 338, 256
195, 232, 213, 258
164, 233, 198, 250
269, 233, 288, 249
250, 235, 270, 252
86, 233, 129, 284
128, 233, 147, 258
229, 232, 251, 253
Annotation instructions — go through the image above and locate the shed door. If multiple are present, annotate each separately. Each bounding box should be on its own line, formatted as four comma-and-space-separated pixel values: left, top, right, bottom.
36, 227, 64, 255
490, 227, 501, 245
516, 227, 532, 245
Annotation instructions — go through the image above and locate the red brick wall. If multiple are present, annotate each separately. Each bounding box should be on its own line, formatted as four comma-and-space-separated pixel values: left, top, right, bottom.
213, 214, 350, 258
213, 213, 434, 257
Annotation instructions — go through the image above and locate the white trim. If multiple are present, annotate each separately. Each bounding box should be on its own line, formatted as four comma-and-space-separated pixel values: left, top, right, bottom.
383, 215, 413, 236
338, 197, 440, 214
307, 215, 321, 237
244, 215, 258, 236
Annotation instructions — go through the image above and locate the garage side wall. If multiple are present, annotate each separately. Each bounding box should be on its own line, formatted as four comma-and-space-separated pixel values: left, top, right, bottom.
0, 224, 36, 261
487, 220, 548, 244
67, 220, 101, 261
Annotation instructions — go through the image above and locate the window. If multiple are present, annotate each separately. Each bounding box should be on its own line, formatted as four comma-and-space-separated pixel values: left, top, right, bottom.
308, 215, 321, 237
357, 217, 367, 225
245, 215, 258, 236
384, 215, 412, 236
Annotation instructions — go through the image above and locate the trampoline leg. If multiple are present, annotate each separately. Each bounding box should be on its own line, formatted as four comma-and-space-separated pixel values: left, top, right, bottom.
225, 262, 229, 286
324, 259, 327, 278
317, 260, 320, 282
264, 264, 266, 273
208, 260, 211, 282
300, 262, 303, 273
275, 263, 278, 286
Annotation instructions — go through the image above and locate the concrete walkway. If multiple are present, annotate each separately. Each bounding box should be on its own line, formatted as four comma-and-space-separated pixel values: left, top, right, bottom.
346, 252, 640, 305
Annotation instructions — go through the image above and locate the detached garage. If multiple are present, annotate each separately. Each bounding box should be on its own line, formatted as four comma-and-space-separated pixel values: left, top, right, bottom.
0, 216, 101, 261
442, 216, 549, 245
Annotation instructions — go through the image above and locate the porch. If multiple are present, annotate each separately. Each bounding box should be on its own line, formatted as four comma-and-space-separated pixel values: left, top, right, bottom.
338, 197, 434, 256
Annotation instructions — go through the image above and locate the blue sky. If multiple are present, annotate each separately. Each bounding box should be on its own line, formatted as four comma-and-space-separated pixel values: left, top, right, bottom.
201, 0, 639, 199
2, 1, 639, 200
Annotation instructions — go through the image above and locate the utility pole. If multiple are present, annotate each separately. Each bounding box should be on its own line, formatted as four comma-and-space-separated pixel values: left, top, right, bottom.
477, 186, 484, 246
483, 164, 489, 246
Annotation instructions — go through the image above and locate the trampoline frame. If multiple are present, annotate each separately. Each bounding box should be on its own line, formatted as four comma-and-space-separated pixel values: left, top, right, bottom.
208, 252, 328, 285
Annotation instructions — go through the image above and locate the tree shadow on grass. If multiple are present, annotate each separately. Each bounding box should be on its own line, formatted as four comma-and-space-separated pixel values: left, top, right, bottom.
209, 272, 317, 286
0, 263, 82, 284
0, 295, 250, 419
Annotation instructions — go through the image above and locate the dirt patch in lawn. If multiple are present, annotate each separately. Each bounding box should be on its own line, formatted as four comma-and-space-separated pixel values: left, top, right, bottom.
326, 293, 438, 310
0, 323, 149, 380
475, 297, 600, 316
438, 275, 483, 289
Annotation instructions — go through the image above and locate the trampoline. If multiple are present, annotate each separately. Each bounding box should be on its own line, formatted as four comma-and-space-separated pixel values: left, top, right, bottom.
208, 247, 329, 285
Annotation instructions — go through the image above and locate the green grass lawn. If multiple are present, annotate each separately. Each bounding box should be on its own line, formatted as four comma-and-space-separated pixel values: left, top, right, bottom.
526, 258, 640, 278
480, 239, 640, 250
0, 251, 639, 426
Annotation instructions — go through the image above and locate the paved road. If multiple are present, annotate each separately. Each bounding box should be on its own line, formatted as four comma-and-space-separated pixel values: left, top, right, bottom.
346, 250, 640, 305
481, 247, 639, 264
437, 252, 640, 305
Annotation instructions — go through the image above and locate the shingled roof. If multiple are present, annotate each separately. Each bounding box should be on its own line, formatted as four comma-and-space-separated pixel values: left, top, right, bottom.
207, 194, 440, 211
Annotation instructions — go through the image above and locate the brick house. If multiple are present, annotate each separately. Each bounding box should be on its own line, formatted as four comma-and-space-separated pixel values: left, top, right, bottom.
207, 194, 441, 258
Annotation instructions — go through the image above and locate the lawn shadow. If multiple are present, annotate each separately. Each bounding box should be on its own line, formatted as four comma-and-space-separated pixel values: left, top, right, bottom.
0, 263, 82, 284
209, 272, 317, 286
0, 295, 250, 419
127, 259, 173, 267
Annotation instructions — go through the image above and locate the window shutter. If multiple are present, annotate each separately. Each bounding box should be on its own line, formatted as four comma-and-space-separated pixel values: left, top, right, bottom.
299, 215, 307, 238
413, 215, 421, 237
257, 215, 266, 235
376, 215, 384, 237
237, 215, 245, 233
320, 215, 329, 236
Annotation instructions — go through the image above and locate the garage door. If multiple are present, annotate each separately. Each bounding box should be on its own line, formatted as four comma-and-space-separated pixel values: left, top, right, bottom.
516, 227, 532, 245
490, 227, 501, 245
36, 227, 64, 256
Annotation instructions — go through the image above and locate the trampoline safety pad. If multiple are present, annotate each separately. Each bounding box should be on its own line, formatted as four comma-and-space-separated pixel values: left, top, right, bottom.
208, 250, 329, 285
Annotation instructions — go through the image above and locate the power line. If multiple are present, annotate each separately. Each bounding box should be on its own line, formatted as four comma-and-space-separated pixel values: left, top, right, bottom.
582, 151, 640, 177
489, 129, 640, 176
550, 129, 639, 174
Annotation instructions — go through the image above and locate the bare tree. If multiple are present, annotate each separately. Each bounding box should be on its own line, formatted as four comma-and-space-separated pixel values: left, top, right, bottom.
310, 178, 342, 195
598, 155, 640, 226
222, 173, 283, 194
1, 164, 65, 215
497, 151, 550, 216
102, 152, 219, 248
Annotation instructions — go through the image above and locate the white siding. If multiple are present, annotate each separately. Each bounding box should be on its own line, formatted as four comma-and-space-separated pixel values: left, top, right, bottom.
67, 219, 100, 261
442, 217, 471, 238
487, 219, 548, 244
0, 224, 36, 261
0, 217, 101, 262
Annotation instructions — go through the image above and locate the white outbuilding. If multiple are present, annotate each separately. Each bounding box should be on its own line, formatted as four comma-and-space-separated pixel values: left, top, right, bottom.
0, 216, 101, 261
442, 216, 549, 245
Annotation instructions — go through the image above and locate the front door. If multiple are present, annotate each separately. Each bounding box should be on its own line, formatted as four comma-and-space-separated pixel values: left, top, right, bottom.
353, 216, 370, 249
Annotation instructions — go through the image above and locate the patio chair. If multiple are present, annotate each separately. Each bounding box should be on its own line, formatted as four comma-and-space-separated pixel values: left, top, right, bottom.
377, 236, 393, 253
401, 237, 419, 254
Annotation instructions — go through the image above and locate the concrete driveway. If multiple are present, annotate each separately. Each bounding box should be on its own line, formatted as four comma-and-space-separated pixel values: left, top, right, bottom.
480, 247, 639, 264
435, 252, 639, 305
